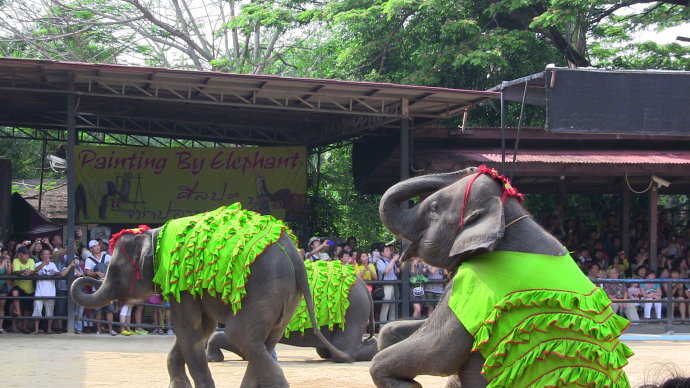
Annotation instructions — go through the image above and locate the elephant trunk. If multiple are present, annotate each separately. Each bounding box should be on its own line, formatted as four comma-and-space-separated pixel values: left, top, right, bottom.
70, 276, 118, 308
379, 168, 478, 240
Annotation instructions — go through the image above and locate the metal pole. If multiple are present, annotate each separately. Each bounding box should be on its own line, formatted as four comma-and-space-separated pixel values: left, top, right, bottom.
622, 182, 630, 262
500, 92, 505, 175
400, 115, 411, 319
0, 159, 11, 242
66, 91, 77, 333
649, 183, 658, 273
38, 140, 47, 213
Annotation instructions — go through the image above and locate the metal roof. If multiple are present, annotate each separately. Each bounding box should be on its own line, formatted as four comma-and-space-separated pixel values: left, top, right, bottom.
456, 150, 690, 166
0, 58, 498, 147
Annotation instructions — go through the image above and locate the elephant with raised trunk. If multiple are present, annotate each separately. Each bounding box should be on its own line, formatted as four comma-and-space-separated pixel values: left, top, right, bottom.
370, 166, 633, 388
206, 260, 377, 363
71, 204, 348, 388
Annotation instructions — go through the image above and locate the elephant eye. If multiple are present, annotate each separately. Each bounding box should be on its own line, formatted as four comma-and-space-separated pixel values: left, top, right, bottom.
429, 201, 438, 214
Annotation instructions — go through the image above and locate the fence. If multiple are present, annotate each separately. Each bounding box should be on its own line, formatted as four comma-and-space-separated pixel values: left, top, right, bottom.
1, 274, 688, 334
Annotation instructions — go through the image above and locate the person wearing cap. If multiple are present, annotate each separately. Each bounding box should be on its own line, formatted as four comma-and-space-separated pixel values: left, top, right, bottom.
10, 246, 36, 333
305, 237, 332, 262
84, 239, 116, 335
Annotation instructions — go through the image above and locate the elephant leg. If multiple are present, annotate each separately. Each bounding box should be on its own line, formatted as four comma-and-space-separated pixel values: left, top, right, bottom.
206, 331, 247, 362
167, 340, 192, 388
315, 347, 331, 359
377, 319, 425, 351
356, 336, 379, 362
225, 313, 288, 388
170, 298, 216, 388
369, 304, 479, 388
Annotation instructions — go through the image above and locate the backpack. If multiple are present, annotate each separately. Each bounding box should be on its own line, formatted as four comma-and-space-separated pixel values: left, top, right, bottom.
88, 255, 109, 277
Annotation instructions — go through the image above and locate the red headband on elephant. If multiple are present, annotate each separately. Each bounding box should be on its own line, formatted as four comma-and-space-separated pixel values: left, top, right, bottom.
109, 225, 151, 249
460, 165, 524, 228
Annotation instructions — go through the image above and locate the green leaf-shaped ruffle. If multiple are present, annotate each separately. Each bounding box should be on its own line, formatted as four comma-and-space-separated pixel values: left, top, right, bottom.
527, 363, 631, 388
283, 260, 356, 338
153, 203, 298, 315
485, 338, 633, 387
471, 288, 632, 388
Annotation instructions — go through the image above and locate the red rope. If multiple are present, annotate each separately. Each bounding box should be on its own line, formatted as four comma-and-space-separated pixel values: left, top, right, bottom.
460, 165, 525, 228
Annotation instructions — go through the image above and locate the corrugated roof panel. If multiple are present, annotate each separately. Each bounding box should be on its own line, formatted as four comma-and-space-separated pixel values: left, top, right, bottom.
456, 150, 690, 164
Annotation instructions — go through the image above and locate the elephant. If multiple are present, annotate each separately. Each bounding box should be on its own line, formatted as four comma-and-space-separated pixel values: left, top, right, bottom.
370, 166, 633, 388
71, 204, 348, 388
206, 260, 377, 363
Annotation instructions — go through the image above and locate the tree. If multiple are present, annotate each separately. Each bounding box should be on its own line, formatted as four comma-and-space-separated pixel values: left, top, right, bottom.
313, 0, 688, 89
0, 0, 325, 73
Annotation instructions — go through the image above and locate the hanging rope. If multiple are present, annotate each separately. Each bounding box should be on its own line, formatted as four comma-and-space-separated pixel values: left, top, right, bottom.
510, 81, 529, 181
625, 173, 654, 194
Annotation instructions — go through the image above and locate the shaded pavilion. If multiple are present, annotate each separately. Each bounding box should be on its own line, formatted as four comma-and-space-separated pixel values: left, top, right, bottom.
0, 57, 497, 324
353, 68, 690, 272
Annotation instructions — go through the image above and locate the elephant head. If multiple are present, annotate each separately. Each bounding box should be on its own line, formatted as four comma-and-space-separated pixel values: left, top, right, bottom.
380, 166, 528, 271
71, 229, 158, 308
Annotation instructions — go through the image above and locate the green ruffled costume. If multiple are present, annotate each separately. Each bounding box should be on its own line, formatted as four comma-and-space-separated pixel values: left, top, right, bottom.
284, 260, 356, 338
152, 203, 297, 315
448, 251, 633, 388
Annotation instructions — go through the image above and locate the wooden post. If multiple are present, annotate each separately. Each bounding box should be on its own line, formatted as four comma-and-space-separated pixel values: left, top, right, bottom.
0, 159, 11, 242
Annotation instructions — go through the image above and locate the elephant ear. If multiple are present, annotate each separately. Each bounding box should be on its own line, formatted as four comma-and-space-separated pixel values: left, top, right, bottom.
449, 195, 505, 261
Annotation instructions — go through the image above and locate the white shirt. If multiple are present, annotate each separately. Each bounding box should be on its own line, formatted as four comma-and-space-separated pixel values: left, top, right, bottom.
34, 262, 58, 297
84, 252, 111, 272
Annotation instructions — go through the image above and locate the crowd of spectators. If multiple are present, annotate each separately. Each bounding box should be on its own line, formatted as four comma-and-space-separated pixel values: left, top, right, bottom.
302, 236, 448, 323
543, 205, 690, 323
0, 232, 172, 335
3, 205, 690, 334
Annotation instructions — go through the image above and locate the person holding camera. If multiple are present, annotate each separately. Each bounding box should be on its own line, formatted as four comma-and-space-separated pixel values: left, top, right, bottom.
305, 237, 332, 262
84, 239, 116, 335
376, 245, 401, 324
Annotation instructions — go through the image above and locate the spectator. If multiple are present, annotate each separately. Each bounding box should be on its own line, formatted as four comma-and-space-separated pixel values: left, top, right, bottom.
678, 256, 689, 278
423, 264, 446, 315
55, 243, 83, 333
331, 244, 344, 261
10, 245, 35, 333
338, 250, 354, 265
32, 248, 59, 334
669, 268, 689, 322
628, 281, 643, 322
611, 251, 630, 278
586, 263, 601, 282
662, 236, 684, 261
640, 271, 663, 321
49, 234, 65, 259
305, 237, 331, 262
84, 239, 116, 335
408, 257, 426, 318
634, 265, 649, 280
346, 237, 358, 252
354, 252, 376, 287
0, 247, 11, 333
376, 245, 400, 324
119, 303, 135, 335
602, 268, 637, 320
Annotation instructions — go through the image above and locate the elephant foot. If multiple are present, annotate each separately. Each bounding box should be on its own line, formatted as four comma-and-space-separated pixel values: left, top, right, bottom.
315, 347, 331, 359
370, 376, 422, 388
169, 378, 193, 388
206, 347, 225, 362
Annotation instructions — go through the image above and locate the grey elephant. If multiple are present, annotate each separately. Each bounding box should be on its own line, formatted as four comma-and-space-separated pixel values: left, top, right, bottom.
71, 204, 347, 388
206, 260, 377, 363
370, 166, 633, 388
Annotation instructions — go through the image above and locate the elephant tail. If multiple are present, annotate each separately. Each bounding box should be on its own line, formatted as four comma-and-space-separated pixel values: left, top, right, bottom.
365, 281, 375, 340
289, 245, 352, 362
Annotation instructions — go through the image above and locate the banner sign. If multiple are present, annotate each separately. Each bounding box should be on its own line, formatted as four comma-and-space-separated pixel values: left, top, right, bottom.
74, 146, 307, 224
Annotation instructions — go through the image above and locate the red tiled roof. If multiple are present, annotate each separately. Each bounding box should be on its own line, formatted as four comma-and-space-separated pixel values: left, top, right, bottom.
456, 150, 690, 165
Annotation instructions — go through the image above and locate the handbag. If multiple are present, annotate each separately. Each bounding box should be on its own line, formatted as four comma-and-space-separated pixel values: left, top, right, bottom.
372, 285, 385, 300
412, 285, 425, 297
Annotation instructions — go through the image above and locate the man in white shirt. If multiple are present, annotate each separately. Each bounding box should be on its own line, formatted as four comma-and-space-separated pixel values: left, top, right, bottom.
84, 240, 116, 335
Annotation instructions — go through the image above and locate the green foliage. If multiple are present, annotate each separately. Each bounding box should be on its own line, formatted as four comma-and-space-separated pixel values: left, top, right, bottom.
0, 138, 63, 180
307, 146, 394, 250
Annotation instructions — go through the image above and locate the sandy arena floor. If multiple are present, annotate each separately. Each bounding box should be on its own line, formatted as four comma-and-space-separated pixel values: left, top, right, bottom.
2, 333, 690, 387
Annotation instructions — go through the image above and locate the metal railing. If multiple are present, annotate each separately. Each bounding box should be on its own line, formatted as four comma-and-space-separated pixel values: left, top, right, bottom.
595, 278, 690, 333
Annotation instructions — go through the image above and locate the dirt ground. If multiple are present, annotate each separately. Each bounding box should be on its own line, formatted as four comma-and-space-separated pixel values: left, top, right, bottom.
3, 333, 690, 388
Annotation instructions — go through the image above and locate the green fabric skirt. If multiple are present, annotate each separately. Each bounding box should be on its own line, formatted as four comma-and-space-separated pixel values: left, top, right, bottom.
152, 203, 297, 315
448, 251, 633, 388
284, 260, 356, 338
